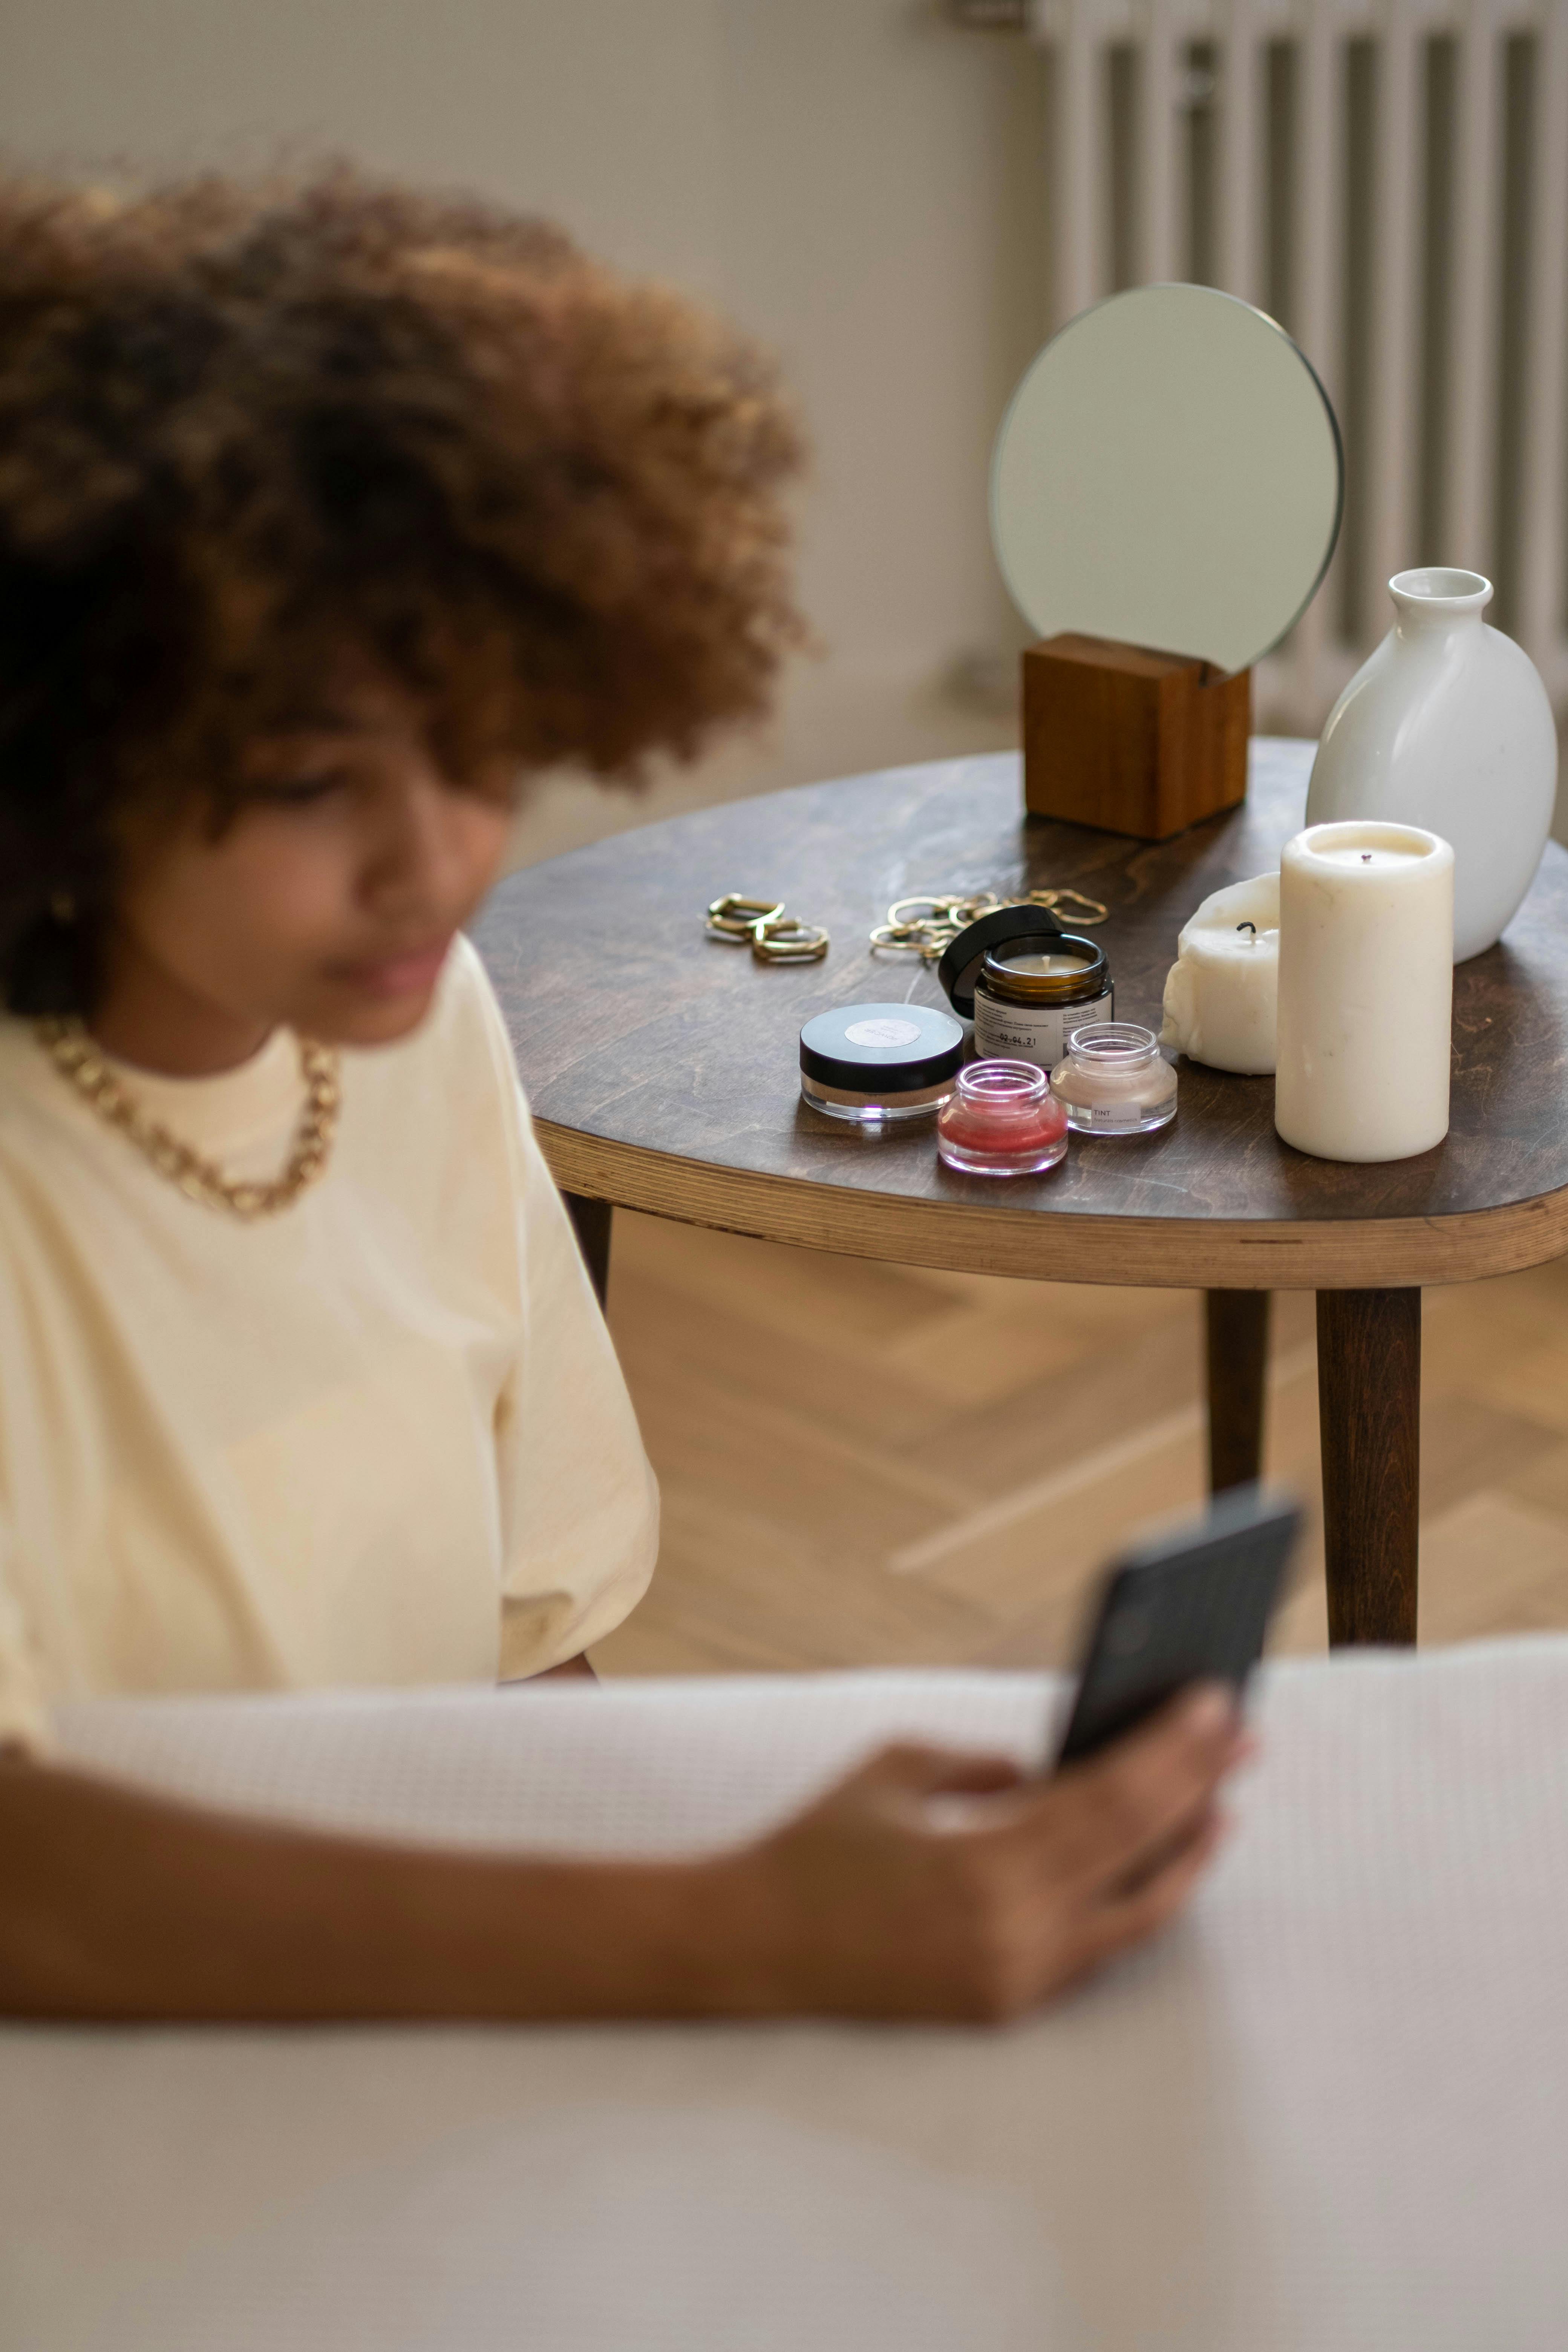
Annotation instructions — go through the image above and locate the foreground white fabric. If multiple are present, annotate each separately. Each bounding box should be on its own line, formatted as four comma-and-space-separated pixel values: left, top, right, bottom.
4, 1642, 1566, 2350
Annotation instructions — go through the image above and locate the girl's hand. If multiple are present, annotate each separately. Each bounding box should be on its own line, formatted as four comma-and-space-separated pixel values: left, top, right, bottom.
727, 1685, 1244, 2023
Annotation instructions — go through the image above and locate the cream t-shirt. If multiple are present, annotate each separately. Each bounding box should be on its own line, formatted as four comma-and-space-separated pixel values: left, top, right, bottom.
0, 936, 657, 1751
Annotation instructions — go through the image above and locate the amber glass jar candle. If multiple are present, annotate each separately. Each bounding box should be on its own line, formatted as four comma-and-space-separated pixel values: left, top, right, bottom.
1050, 1022, 1178, 1134
936, 1060, 1069, 1177
972, 933, 1113, 1071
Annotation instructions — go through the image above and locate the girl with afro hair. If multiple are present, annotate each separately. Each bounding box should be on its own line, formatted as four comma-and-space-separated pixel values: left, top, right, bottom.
0, 170, 1240, 2023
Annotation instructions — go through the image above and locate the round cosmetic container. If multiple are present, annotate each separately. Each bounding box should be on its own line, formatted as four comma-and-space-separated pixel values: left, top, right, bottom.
936, 903, 1066, 1021
1050, 1021, 1178, 1135
936, 1060, 1070, 1177
972, 933, 1113, 1071
799, 1001, 965, 1124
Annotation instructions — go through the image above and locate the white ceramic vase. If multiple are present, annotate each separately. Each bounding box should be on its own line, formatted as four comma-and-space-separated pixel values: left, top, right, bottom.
1303, 568, 1557, 962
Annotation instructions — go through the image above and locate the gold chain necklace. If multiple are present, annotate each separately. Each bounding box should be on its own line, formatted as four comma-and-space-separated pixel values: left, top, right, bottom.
36, 1018, 341, 1220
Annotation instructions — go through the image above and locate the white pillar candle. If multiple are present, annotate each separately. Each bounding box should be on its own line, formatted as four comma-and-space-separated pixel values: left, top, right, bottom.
1160, 873, 1280, 1073
1275, 820, 1454, 1163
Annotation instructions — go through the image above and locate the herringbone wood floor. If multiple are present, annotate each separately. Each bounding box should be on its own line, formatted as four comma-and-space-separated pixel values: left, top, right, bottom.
591, 1211, 1568, 1676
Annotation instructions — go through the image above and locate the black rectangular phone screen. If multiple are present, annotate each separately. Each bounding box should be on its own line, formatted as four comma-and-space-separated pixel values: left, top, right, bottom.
1055, 1487, 1301, 1767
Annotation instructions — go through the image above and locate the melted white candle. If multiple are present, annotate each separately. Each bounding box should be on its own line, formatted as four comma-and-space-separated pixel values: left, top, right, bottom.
1160, 873, 1280, 1073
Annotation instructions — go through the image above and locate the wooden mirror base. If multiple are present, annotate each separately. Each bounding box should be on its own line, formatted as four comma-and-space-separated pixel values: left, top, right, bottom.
1022, 631, 1251, 842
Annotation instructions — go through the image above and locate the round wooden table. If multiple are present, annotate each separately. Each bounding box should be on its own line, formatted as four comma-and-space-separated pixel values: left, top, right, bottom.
473, 740, 1568, 1646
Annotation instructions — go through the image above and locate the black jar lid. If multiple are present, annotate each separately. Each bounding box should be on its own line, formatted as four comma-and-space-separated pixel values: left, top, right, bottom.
937, 903, 1065, 1020
799, 1001, 965, 1092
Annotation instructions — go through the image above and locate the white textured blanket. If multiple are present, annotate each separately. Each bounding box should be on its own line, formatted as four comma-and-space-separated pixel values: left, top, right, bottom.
3, 1641, 1566, 2351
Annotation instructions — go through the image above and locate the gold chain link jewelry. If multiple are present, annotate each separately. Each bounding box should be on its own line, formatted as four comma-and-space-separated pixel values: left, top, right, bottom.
704, 892, 829, 962
706, 892, 786, 942
751, 914, 830, 964
36, 1019, 341, 1220
868, 884, 1109, 962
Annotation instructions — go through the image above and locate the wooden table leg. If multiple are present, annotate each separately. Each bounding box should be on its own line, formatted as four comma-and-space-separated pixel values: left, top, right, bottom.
1316, 1288, 1420, 1646
1205, 1291, 1271, 1494
563, 1192, 614, 1309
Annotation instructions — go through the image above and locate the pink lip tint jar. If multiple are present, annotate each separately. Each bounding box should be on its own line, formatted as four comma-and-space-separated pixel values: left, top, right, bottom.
936, 1058, 1070, 1178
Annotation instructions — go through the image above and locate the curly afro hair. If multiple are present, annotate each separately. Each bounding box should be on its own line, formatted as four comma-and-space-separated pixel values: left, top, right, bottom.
0, 168, 807, 1011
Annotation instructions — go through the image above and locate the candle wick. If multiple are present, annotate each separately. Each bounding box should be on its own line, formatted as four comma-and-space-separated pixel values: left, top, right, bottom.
1361, 852, 1372, 862
1236, 921, 1256, 936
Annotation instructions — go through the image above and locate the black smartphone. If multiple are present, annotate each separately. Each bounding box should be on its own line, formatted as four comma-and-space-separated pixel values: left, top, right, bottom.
1054, 1485, 1302, 1768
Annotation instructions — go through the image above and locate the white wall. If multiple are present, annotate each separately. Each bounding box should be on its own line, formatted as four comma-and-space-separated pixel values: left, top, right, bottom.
0, 0, 1051, 861
1, 0, 730, 291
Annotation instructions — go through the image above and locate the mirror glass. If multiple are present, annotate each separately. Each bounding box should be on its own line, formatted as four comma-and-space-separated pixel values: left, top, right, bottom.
991, 284, 1343, 675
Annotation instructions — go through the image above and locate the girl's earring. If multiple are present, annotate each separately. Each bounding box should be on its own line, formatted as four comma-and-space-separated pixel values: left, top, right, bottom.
49, 892, 75, 925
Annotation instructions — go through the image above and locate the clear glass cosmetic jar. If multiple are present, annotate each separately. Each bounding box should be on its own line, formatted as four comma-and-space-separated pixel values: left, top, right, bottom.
1050, 1022, 1178, 1135
799, 1001, 965, 1125
936, 1060, 1070, 1177
971, 933, 1114, 1071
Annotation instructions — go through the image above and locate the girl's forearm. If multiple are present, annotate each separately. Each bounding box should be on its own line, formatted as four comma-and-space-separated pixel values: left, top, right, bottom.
0, 1759, 767, 2023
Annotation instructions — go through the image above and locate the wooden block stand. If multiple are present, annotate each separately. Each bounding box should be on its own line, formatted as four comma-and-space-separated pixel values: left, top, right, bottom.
1022, 631, 1251, 841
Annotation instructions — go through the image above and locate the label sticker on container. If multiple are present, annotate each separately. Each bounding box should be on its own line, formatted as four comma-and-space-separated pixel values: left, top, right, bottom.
1087, 1101, 1144, 1128
844, 1017, 923, 1048
973, 986, 1114, 1071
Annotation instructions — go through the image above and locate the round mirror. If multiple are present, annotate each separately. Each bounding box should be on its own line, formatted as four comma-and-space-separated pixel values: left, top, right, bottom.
991, 284, 1343, 676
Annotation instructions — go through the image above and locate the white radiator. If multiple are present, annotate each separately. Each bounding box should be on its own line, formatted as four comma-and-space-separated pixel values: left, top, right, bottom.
1008, 0, 1568, 731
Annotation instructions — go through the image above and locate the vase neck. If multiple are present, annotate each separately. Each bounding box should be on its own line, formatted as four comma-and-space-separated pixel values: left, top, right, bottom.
1389, 565, 1491, 644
